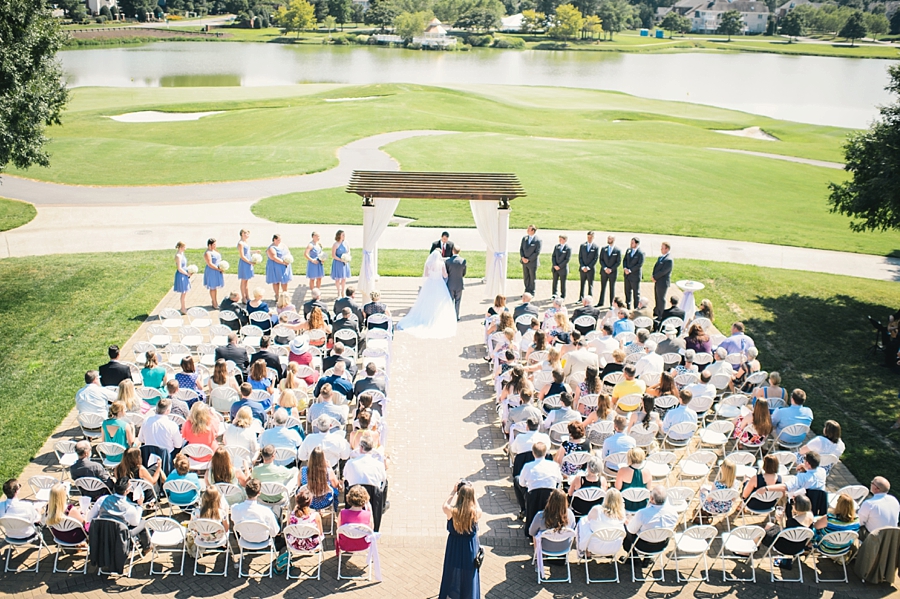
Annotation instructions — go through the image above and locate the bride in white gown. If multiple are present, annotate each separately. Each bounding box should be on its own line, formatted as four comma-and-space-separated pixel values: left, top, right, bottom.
396, 249, 458, 339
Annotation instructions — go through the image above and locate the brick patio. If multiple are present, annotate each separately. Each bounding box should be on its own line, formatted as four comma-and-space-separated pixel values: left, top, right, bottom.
1, 273, 896, 598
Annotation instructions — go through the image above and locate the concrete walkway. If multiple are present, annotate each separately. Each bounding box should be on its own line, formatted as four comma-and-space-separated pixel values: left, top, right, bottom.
2, 129, 899, 283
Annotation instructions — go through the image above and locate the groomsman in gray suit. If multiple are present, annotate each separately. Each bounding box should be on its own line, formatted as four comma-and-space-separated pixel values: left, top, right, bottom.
519, 225, 542, 296
622, 237, 644, 310
579, 231, 599, 302
598, 235, 621, 308
445, 247, 467, 321
652, 242, 674, 321
551, 235, 571, 300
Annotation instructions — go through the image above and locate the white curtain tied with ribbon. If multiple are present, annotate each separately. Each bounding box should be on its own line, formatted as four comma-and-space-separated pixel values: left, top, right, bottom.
470, 200, 510, 299
358, 199, 400, 296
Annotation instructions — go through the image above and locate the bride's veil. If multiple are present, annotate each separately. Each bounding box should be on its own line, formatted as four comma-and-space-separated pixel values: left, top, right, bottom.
423, 249, 446, 278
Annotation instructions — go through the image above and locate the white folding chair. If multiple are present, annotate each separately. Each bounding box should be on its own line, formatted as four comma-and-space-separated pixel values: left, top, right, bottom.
773, 424, 810, 451
672, 525, 717, 582
535, 528, 576, 583
198, 343, 218, 367
654, 394, 679, 412
73, 476, 108, 501
130, 478, 158, 513
0, 516, 44, 573
698, 489, 739, 531
828, 484, 868, 510
562, 452, 593, 476
146, 516, 187, 575
97, 442, 127, 470
27, 475, 60, 502
571, 487, 606, 518
147, 324, 172, 347
249, 310, 273, 332
49, 516, 89, 574
182, 444, 214, 472
615, 393, 642, 414
744, 371, 769, 389
582, 528, 624, 583
662, 422, 697, 450
241, 325, 264, 349
235, 521, 276, 579
259, 482, 292, 519
718, 524, 765, 582
646, 451, 677, 482
698, 420, 734, 453
336, 523, 377, 580
165, 343, 191, 366
225, 445, 254, 470
54, 440, 78, 479
587, 421, 614, 451
660, 316, 684, 331
602, 372, 624, 388
764, 527, 814, 582
284, 523, 324, 580
693, 352, 713, 366
541, 394, 563, 415
674, 372, 699, 388
179, 325, 204, 348
189, 518, 230, 576
573, 315, 597, 333
677, 450, 718, 483
629, 528, 673, 582
132, 341, 157, 363
812, 531, 858, 583
218, 310, 240, 331
666, 487, 696, 530
187, 306, 213, 329
167, 413, 187, 428
742, 489, 784, 525
77, 412, 104, 440
209, 324, 232, 346
163, 479, 200, 515
633, 316, 653, 330
210, 386, 239, 416
622, 488, 651, 515
714, 394, 748, 420
159, 308, 184, 328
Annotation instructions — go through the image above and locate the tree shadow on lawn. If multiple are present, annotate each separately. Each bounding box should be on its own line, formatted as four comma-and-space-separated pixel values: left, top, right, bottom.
744, 291, 900, 485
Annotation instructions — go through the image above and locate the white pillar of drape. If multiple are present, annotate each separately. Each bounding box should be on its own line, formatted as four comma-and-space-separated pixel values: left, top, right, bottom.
358, 198, 400, 296
470, 200, 510, 299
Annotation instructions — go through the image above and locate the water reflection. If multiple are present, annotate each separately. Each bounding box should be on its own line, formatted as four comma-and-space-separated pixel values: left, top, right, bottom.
60, 42, 897, 127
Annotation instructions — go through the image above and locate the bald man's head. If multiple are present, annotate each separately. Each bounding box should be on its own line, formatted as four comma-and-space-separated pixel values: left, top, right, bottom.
873, 476, 891, 493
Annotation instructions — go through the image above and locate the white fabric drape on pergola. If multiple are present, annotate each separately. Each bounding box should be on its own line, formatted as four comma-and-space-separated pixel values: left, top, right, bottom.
346, 171, 525, 298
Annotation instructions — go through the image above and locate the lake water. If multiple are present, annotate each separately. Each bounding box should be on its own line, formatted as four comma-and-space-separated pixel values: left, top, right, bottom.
60, 42, 898, 128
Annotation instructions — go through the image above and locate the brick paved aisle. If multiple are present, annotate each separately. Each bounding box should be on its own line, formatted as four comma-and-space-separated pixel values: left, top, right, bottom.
2, 276, 899, 599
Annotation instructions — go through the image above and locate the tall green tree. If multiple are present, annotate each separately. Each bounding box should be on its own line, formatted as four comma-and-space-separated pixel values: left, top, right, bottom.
520, 8, 546, 31
327, 0, 351, 27
393, 9, 431, 40
433, 0, 465, 23
829, 65, 900, 232
274, 0, 315, 35
891, 10, 900, 35
778, 9, 803, 41
717, 9, 743, 40
351, 2, 365, 23
0, 0, 68, 175
659, 11, 690, 36
596, 0, 630, 39
581, 13, 601, 38
548, 3, 583, 39
865, 11, 889, 40
839, 9, 866, 45
365, 0, 401, 29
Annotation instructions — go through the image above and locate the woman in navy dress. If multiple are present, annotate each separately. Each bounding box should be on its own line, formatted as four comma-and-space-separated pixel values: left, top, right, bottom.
304, 231, 325, 291
439, 481, 482, 599
266, 234, 293, 298
173, 241, 192, 314
203, 238, 225, 310
237, 229, 260, 304
330, 229, 351, 299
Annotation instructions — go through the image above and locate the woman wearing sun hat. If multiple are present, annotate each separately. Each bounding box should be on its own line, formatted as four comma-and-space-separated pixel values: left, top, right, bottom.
288, 335, 319, 386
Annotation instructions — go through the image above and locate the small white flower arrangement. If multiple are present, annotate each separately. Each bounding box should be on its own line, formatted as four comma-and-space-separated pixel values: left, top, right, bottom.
219, 260, 230, 271
343, 253, 352, 264
283, 253, 294, 265
186, 264, 199, 275
251, 254, 263, 265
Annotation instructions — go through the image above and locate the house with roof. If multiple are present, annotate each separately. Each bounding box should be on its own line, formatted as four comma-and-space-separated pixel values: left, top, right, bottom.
689, 0, 769, 33
775, 0, 821, 19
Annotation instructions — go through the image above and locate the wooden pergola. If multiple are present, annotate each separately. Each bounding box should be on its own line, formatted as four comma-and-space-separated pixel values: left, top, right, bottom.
345, 170, 526, 298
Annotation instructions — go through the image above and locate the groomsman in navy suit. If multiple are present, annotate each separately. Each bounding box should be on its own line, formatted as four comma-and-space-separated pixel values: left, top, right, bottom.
652, 242, 674, 321
598, 235, 621, 308
622, 237, 644, 310
551, 235, 572, 300
578, 231, 599, 302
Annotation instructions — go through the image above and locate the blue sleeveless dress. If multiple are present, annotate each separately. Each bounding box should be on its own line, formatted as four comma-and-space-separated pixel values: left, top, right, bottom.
306, 243, 324, 279
238, 241, 254, 280
174, 254, 191, 293
438, 520, 480, 599
266, 244, 293, 284
331, 242, 351, 280
203, 250, 225, 289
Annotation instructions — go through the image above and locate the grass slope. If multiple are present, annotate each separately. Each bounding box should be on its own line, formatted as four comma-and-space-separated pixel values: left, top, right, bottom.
0, 198, 37, 231
3, 249, 899, 494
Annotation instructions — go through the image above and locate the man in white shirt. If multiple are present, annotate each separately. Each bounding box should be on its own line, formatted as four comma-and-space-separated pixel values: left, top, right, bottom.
231, 479, 280, 543
661, 390, 698, 441
343, 438, 387, 490
634, 340, 664, 378
518, 442, 562, 492
137, 398, 184, 456
563, 339, 599, 378
258, 408, 303, 454
859, 476, 900, 533
75, 370, 115, 416
706, 348, 735, 378
601, 416, 636, 471
624, 486, 678, 553
510, 417, 552, 457
683, 370, 716, 400
297, 415, 351, 467
588, 324, 620, 357
0, 479, 40, 540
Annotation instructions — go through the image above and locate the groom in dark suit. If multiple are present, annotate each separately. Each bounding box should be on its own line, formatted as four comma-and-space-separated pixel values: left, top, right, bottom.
445, 247, 467, 321
430, 232, 455, 258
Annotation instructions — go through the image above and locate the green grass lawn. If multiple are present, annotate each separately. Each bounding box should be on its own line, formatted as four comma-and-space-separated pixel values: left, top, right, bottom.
4, 249, 900, 494
0, 198, 37, 231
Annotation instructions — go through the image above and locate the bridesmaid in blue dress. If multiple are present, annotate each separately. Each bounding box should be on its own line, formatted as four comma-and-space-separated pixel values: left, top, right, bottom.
304, 231, 325, 291
265, 234, 293, 297
173, 241, 192, 314
203, 238, 225, 310
330, 229, 351, 299
237, 229, 261, 304
439, 482, 483, 599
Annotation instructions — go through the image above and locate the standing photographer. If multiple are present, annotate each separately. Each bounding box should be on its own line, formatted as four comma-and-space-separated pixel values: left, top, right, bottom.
438, 480, 483, 599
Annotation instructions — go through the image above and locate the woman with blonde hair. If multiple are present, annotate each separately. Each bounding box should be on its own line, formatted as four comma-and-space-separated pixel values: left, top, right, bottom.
813, 493, 860, 554
577, 488, 626, 558
699, 458, 739, 517
102, 401, 135, 464
181, 402, 219, 462
439, 481, 483, 599
116, 379, 143, 414
223, 406, 259, 457
734, 398, 772, 445
141, 350, 168, 397
208, 358, 239, 393
44, 484, 88, 543
695, 298, 714, 321
548, 311, 574, 345
753, 371, 786, 406
276, 291, 296, 314
206, 447, 249, 502
192, 486, 229, 543
615, 447, 648, 512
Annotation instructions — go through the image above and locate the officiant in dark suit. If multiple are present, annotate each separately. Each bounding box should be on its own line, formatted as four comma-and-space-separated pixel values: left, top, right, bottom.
551, 235, 571, 300
445, 247, 467, 320
519, 225, 541, 296
430, 232, 455, 258
652, 242, 674, 321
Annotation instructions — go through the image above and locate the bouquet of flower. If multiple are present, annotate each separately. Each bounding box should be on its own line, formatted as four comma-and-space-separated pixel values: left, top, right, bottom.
283, 253, 294, 265
219, 260, 230, 271
343, 253, 352, 264
186, 264, 198, 275
251, 254, 262, 265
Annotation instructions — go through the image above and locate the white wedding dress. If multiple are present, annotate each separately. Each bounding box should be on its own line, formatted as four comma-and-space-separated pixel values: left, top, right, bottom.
396, 250, 458, 339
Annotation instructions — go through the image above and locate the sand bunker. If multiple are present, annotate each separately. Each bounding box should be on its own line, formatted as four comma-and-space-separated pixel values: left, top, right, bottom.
713, 126, 779, 141
323, 96, 381, 103
109, 111, 224, 123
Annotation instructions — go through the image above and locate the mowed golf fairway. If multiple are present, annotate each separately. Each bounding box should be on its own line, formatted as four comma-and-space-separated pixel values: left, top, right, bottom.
13, 82, 900, 255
